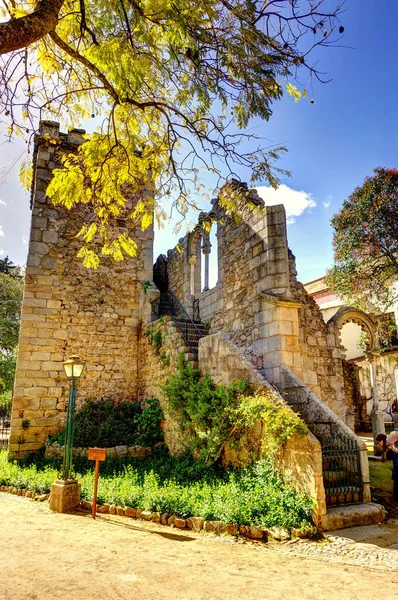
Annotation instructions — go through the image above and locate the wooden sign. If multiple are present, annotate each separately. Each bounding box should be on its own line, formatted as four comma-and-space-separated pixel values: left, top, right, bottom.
88, 447, 106, 462
88, 447, 107, 519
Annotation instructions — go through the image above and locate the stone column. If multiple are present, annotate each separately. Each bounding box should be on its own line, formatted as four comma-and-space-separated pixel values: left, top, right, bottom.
368, 357, 385, 453
188, 255, 196, 296
202, 240, 211, 292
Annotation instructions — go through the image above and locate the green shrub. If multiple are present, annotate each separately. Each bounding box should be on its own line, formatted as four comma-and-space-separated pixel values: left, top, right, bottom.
162, 355, 307, 464
47, 398, 164, 448
0, 449, 313, 528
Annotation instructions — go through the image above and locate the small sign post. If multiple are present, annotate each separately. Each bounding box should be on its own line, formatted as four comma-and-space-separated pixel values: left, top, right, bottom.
88, 447, 106, 519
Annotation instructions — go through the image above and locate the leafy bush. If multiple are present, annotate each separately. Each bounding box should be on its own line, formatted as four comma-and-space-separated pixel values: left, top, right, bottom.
0, 449, 313, 529
0, 390, 12, 419
162, 355, 307, 464
47, 398, 164, 448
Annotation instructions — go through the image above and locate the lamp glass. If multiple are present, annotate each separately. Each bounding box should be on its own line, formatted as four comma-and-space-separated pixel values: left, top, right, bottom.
72, 361, 85, 379
63, 362, 74, 378
63, 356, 85, 380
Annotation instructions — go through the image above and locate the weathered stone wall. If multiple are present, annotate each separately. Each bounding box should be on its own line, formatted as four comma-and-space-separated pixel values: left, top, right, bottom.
137, 316, 197, 454
198, 285, 222, 325
277, 432, 326, 519
10, 121, 154, 457
166, 243, 188, 302
288, 251, 346, 420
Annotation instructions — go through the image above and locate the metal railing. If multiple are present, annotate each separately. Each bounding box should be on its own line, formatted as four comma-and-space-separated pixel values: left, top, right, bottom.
307, 421, 363, 507
158, 289, 205, 357
0, 410, 11, 450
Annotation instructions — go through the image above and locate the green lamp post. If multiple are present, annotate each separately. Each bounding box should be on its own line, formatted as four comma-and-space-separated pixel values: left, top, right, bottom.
61, 355, 85, 481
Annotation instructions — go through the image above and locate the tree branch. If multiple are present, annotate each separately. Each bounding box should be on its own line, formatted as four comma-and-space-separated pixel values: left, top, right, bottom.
0, 0, 65, 55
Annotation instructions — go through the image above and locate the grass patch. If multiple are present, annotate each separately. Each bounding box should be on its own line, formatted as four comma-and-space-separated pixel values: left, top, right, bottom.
0, 449, 313, 529
369, 460, 394, 494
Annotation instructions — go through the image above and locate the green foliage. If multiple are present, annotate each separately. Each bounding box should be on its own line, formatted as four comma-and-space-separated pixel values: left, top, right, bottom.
0, 256, 21, 276
21, 419, 31, 431
0, 271, 23, 354
145, 324, 171, 366
0, 390, 12, 419
0, 449, 313, 529
326, 168, 398, 313
152, 330, 163, 353
0, 268, 23, 397
47, 399, 164, 448
0, 354, 17, 392
142, 281, 151, 294
2, 2, 342, 266
135, 399, 164, 447
162, 355, 307, 464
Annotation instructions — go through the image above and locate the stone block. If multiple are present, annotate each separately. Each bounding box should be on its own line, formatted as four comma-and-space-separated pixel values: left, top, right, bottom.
47, 300, 61, 309
30, 242, 49, 255
223, 523, 239, 536
239, 525, 265, 540
204, 520, 224, 534
50, 480, 81, 513
187, 517, 205, 532
42, 230, 59, 244
174, 517, 186, 529
317, 503, 386, 531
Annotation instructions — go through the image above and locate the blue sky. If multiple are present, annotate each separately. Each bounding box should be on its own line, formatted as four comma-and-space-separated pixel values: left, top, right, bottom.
0, 0, 397, 285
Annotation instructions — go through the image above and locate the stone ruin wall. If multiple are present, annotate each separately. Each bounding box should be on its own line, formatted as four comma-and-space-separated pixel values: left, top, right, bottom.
158, 182, 346, 421
9, 121, 154, 457
287, 252, 346, 420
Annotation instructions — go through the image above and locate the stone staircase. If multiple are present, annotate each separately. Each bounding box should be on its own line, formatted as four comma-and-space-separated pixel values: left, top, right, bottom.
158, 290, 207, 358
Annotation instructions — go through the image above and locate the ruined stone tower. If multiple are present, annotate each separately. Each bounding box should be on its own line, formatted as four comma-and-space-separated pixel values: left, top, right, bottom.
9, 121, 154, 457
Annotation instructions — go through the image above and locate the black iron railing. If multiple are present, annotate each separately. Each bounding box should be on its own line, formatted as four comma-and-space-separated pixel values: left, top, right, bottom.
0, 409, 11, 450
307, 421, 363, 507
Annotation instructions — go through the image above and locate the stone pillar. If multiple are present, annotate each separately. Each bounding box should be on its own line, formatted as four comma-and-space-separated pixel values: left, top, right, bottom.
50, 480, 81, 513
368, 357, 385, 453
202, 240, 211, 292
259, 294, 303, 386
188, 255, 196, 296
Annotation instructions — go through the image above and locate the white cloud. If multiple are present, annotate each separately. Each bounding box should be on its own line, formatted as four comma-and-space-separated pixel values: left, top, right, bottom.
256, 184, 316, 222
0, 248, 5, 257
0, 225, 4, 237
21, 234, 29, 245
323, 201, 331, 208
0, 199, 6, 206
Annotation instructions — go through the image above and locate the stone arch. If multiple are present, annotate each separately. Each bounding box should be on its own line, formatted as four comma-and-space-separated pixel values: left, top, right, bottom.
328, 306, 376, 358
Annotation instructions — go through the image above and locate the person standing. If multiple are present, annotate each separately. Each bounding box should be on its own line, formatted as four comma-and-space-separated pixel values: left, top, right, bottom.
376, 433, 398, 502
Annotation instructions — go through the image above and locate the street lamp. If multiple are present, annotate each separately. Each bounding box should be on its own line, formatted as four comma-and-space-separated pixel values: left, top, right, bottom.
61, 355, 85, 481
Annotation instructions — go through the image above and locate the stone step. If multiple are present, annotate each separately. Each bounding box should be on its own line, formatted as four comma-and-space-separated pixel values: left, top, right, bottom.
317, 503, 386, 531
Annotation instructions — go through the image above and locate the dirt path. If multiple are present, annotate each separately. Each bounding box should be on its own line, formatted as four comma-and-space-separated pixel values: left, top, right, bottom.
1, 493, 398, 600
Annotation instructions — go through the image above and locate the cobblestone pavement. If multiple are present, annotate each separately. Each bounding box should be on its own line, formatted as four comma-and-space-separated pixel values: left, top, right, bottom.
268, 519, 398, 572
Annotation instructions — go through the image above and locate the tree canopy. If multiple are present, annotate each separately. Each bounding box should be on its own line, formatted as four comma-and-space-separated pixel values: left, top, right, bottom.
0, 0, 343, 266
326, 168, 398, 313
